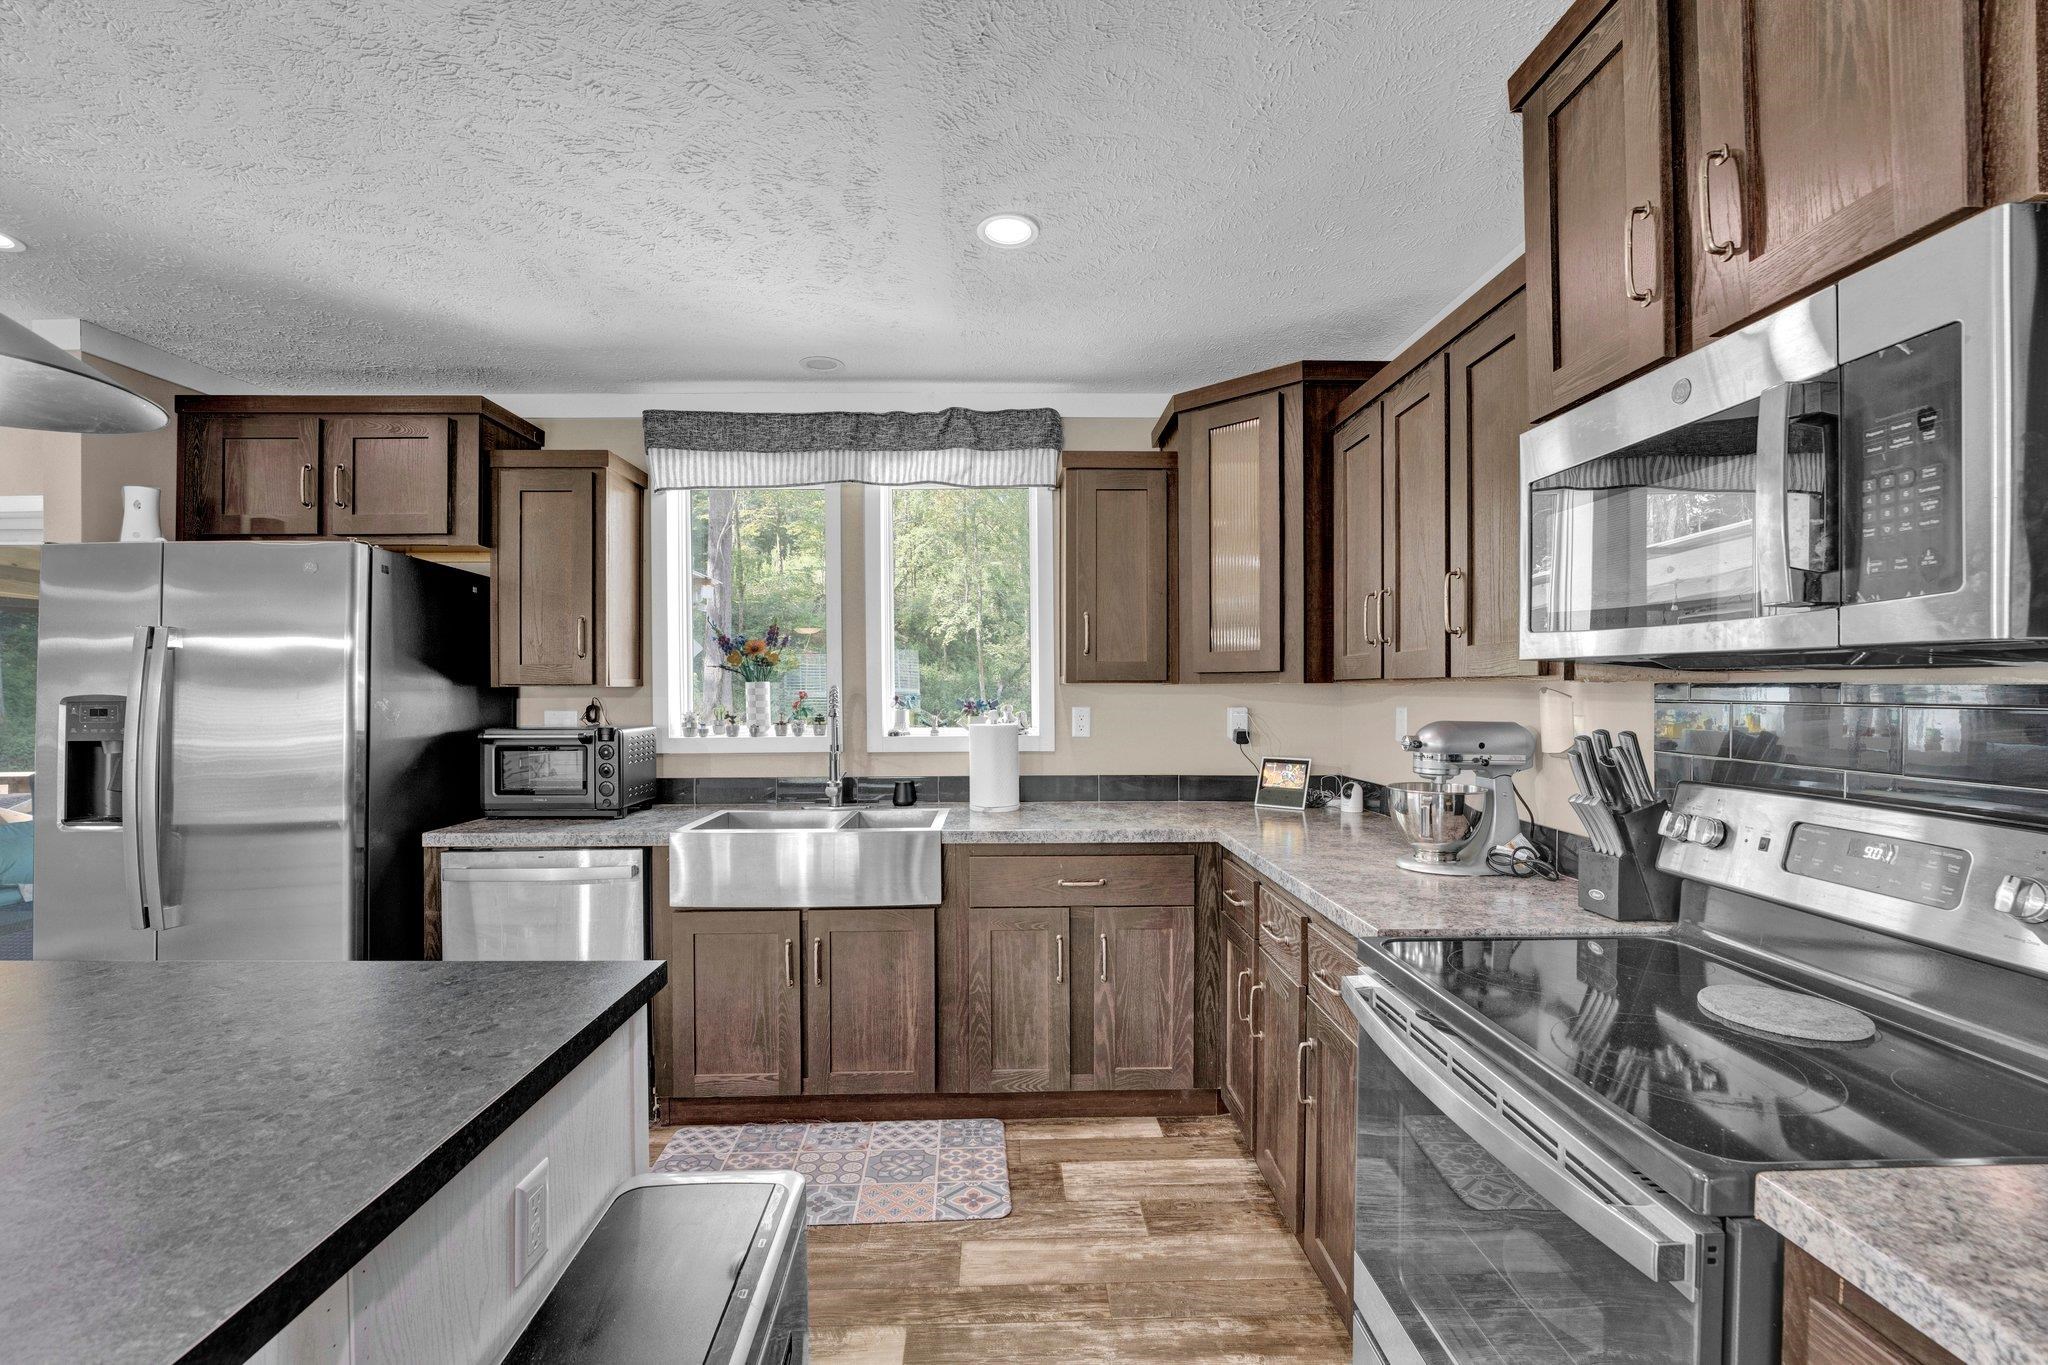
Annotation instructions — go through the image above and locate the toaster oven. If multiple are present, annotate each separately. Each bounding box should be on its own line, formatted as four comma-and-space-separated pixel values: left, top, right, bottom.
479, 726, 657, 818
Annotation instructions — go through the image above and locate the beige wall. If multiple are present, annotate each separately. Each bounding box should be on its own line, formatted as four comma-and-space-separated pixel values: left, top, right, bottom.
0, 352, 191, 543
509, 411, 1658, 831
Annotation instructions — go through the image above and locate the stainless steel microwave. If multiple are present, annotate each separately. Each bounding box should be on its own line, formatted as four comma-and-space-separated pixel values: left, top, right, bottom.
479, 726, 658, 818
1521, 202, 2048, 667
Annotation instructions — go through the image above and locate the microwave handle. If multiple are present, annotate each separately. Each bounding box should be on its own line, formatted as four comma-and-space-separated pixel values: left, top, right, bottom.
1754, 384, 1799, 610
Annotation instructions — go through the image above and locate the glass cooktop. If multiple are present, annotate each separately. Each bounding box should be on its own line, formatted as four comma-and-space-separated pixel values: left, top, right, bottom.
1376, 934, 2048, 1171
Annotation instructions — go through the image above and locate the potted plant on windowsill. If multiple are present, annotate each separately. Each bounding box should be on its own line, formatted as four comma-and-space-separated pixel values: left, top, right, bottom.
714, 706, 739, 738
784, 691, 812, 739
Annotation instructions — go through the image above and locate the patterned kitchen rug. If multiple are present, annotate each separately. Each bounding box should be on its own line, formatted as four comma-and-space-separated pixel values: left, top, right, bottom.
652, 1118, 1011, 1226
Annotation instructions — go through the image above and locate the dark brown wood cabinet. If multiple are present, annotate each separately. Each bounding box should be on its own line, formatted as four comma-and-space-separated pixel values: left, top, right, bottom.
1063, 454, 1174, 683
1220, 914, 1257, 1133
1381, 357, 1451, 680
1250, 941, 1305, 1233
176, 396, 542, 547
490, 450, 645, 688
1300, 997, 1357, 1312
1446, 285, 1539, 676
1156, 361, 1383, 684
1513, 0, 1674, 420
1781, 1242, 1962, 1365
805, 906, 937, 1095
670, 910, 803, 1098
1330, 401, 1385, 681
965, 904, 1071, 1092
1683, 0, 1982, 346
1092, 903, 1195, 1089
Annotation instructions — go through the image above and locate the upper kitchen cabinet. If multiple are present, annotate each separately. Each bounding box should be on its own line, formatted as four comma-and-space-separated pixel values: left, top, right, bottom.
1061, 452, 1174, 684
1328, 402, 1384, 681
1683, 0, 1983, 345
1445, 275, 1540, 676
176, 396, 543, 549
1379, 358, 1451, 680
1154, 361, 1383, 684
490, 450, 645, 689
1511, 0, 1674, 421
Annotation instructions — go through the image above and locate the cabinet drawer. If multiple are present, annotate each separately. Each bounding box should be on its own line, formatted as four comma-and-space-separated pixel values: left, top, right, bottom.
1258, 882, 1307, 961
1305, 920, 1355, 1026
1219, 858, 1258, 935
969, 854, 1194, 908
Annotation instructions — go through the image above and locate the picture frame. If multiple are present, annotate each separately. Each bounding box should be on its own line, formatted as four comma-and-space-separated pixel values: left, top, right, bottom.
1254, 756, 1313, 811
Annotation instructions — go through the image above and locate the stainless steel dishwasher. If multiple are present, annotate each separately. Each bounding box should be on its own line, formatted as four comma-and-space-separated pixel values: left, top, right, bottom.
440, 848, 645, 960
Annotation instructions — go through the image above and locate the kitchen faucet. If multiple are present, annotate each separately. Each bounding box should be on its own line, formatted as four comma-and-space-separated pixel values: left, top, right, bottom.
823, 685, 847, 807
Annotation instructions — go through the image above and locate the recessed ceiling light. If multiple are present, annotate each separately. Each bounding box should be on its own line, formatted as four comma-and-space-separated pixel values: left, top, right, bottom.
800, 355, 844, 372
977, 213, 1040, 248
0, 233, 24, 252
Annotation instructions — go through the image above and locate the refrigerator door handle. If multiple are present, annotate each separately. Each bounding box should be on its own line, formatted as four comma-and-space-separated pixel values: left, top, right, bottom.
119, 627, 153, 930
135, 627, 176, 929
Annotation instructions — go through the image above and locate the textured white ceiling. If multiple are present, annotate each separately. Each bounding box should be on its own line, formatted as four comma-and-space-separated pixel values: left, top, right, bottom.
0, 1, 1562, 393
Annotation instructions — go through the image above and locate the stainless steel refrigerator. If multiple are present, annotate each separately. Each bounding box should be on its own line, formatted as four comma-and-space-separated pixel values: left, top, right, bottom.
33, 542, 512, 960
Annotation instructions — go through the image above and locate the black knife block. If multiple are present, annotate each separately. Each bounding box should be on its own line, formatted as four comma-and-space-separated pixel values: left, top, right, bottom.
1576, 802, 1682, 922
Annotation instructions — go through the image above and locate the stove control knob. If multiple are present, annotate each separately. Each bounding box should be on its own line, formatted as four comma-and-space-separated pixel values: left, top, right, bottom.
1658, 811, 1692, 841
1682, 816, 1727, 848
1996, 875, 2048, 924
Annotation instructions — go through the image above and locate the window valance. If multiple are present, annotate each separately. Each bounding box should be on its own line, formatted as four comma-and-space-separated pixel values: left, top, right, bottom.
643, 406, 1062, 490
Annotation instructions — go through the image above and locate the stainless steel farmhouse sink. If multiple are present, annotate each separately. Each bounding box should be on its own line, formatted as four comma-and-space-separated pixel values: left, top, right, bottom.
668, 807, 948, 908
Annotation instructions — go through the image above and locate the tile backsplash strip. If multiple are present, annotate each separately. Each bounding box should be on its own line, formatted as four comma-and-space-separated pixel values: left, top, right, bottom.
1654, 682, 2048, 827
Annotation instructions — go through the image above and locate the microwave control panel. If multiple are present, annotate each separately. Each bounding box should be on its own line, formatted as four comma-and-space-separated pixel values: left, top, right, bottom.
1842, 323, 1962, 604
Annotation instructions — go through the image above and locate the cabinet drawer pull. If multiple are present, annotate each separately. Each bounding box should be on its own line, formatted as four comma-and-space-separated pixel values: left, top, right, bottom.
1098, 932, 1109, 981
1055, 932, 1066, 984
1623, 203, 1657, 305
1444, 568, 1465, 638
1058, 877, 1108, 889
575, 615, 589, 659
299, 463, 315, 509
1222, 890, 1248, 908
1698, 144, 1743, 258
1248, 982, 1266, 1038
1310, 969, 1343, 998
1235, 967, 1252, 1022
1082, 610, 1092, 656
1375, 589, 1390, 647
783, 937, 795, 988
812, 936, 824, 985
1298, 1038, 1316, 1105
331, 463, 350, 508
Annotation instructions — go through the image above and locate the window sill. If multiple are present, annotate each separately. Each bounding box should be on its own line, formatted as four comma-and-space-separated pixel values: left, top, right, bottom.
869, 730, 1054, 754
658, 732, 832, 755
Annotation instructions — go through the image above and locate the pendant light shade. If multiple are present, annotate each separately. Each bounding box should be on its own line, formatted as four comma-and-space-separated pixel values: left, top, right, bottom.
0, 310, 167, 433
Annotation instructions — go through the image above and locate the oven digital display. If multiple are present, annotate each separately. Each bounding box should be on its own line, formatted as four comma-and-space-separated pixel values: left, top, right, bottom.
496, 747, 588, 796
1783, 821, 1969, 909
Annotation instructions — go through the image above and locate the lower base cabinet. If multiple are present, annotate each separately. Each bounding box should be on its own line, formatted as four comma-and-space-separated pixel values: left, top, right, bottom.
670, 906, 935, 1098
1093, 903, 1196, 1089
1782, 1242, 1961, 1365
1220, 917, 1257, 1131
965, 905, 1072, 1092
1301, 1000, 1358, 1307
1251, 943, 1305, 1234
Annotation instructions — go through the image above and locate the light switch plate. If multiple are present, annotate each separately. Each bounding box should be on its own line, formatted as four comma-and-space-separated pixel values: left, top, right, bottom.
513, 1158, 549, 1286
542, 709, 578, 727
1071, 706, 1091, 738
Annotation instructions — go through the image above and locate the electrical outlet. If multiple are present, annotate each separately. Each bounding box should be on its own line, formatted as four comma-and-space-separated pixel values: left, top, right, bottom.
1070, 706, 1092, 738
1226, 706, 1250, 744
1394, 705, 1409, 745
513, 1158, 549, 1286
542, 709, 578, 727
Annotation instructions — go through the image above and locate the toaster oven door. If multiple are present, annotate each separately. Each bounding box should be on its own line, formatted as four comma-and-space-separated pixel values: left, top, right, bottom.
485, 733, 595, 811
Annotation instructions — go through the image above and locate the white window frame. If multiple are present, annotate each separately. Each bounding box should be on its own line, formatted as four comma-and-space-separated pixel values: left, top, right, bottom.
651, 486, 843, 755
863, 483, 1055, 754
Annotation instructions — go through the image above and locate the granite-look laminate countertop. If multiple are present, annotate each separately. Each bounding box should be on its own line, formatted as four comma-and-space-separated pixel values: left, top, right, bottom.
0, 958, 664, 1365
427, 802, 1665, 943
1757, 1165, 2048, 1365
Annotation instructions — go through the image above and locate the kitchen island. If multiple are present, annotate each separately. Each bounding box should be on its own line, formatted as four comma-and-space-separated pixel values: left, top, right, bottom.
0, 958, 662, 1364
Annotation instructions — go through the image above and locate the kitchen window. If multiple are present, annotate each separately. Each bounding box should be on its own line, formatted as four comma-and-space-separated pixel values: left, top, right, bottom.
863, 484, 1054, 752
651, 486, 842, 752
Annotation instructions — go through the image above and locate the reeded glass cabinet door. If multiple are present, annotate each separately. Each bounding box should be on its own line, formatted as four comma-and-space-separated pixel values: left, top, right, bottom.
1188, 393, 1282, 673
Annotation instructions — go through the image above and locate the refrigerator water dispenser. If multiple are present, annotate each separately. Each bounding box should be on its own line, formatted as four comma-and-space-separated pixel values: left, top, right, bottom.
59, 695, 124, 825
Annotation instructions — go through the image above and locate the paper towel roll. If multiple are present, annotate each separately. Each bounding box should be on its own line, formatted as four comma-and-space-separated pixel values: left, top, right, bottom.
968, 721, 1021, 812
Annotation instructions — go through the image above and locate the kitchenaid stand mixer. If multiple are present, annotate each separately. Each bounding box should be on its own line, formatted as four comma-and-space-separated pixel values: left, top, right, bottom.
1387, 720, 1540, 875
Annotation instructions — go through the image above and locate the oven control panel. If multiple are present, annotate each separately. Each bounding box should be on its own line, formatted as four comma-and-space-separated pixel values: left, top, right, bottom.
1841, 323, 1963, 604
1782, 821, 1970, 910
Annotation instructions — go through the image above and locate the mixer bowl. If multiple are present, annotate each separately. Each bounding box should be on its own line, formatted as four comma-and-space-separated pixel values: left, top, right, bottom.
1386, 781, 1483, 862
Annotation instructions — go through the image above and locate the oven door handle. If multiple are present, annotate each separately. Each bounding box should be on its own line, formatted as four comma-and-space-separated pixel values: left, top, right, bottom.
1342, 974, 1702, 1290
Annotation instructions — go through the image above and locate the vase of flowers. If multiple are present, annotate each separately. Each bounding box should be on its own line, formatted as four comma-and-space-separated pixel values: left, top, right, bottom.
715, 624, 795, 735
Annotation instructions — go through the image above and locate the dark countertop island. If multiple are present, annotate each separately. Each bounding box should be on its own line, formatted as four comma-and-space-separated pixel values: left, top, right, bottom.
0, 958, 664, 1364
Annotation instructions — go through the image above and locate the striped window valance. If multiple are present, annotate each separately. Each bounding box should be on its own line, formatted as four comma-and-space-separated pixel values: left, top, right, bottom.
643, 407, 1063, 489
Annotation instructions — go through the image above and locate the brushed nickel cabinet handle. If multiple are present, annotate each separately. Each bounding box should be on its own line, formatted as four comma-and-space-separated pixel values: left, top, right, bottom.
575, 615, 589, 658
1298, 1038, 1316, 1105
1372, 589, 1387, 647
299, 464, 315, 509
1362, 595, 1373, 646
1623, 203, 1657, 305
1249, 981, 1266, 1038
783, 937, 795, 988
812, 936, 824, 985
1445, 568, 1466, 638
1236, 967, 1252, 1021
1055, 933, 1066, 984
1310, 969, 1343, 998
1098, 932, 1109, 981
331, 463, 349, 508
1699, 144, 1742, 258
1059, 877, 1108, 889
1222, 890, 1247, 908
1082, 610, 1092, 656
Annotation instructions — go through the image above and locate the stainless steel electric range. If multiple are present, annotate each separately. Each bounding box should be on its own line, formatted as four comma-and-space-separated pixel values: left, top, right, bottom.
1344, 781, 2048, 1365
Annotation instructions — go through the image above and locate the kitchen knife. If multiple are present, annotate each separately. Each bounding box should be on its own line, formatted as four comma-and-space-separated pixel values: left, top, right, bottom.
1566, 744, 1600, 802
1568, 795, 1611, 853
1575, 735, 1627, 812
1615, 731, 1657, 807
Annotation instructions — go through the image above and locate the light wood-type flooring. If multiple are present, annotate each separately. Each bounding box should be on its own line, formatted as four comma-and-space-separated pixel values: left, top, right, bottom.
646, 1114, 1351, 1363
